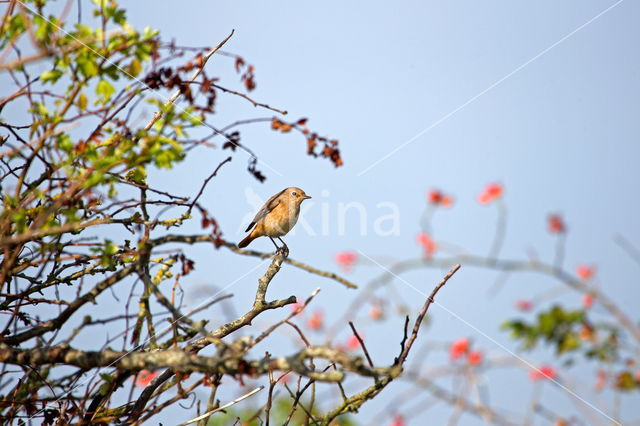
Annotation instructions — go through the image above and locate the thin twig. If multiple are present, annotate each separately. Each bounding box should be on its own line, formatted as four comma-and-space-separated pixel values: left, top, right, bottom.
187, 156, 232, 214
178, 386, 264, 425
396, 315, 410, 365
397, 264, 460, 365
250, 288, 321, 349
143, 30, 234, 132
348, 321, 374, 368
213, 83, 287, 115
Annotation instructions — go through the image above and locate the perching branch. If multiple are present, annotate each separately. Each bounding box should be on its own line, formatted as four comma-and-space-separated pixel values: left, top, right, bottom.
126, 252, 296, 420
148, 234, 358, 289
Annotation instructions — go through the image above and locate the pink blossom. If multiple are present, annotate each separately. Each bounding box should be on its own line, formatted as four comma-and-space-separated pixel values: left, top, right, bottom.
427, 189, 454, 208
289, 300, 302, 316
347, 334, 361, 350
595, 369, 607, 391
279, 372, 291, 384
369, 304, 383, 320
389, 415, 405, 426
582, 293, 594, 308
135, 370, 159, 387
450, 337, 470, 360
576, 265, 595, 281
335, 251, 357, 273
529, 365, 557, 382
416, 232, 437, 256
467, 350, 483, 366
515, 299, 533, 311
477, 183, 503, 205
306, 310, 324, 331
548, 214, 566, 234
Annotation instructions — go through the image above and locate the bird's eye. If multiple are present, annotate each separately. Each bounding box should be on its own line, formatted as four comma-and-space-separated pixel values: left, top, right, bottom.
292, 191, 297, 196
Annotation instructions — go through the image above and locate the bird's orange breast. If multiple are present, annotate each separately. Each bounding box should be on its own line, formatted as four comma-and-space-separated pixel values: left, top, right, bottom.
256, 202, 300, 237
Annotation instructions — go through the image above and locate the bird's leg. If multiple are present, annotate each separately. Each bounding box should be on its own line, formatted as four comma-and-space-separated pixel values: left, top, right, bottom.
268, 237, 280, 253
277, 237, 289, 256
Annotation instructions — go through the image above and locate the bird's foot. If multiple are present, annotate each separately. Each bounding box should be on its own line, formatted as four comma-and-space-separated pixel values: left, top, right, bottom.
276, 245, 289, 257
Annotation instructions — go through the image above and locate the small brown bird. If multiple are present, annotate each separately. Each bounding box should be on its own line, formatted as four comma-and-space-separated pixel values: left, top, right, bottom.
238, 187, 311, 254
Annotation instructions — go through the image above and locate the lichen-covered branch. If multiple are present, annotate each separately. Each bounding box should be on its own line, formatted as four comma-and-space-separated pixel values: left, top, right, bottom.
0, 344, 389, 382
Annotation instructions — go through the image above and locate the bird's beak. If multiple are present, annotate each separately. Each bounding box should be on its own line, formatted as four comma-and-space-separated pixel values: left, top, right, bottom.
303, 195, 312, 200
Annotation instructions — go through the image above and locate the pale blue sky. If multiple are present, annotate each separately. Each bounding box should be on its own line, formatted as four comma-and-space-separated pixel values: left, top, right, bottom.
120, 0, 640, 424
3, 0, 638, 424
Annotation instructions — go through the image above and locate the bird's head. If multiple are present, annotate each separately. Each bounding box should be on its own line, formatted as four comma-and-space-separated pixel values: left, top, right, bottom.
285, 187, 311, 205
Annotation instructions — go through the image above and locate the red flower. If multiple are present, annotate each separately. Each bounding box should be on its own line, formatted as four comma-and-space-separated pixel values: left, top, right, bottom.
467, 350, 483, 366
416, 232, 437, 256
335, 251, 357, 273
347, 334, 361, 350
289, 300, 302, 315
449, 337, 470, 359
477, 183, 503, 205
306, 310, 324, 331
576, 265, 595, 281
389, 415, 405, 426
582, 293, 594, 308
369, 304, 383, 320
547, 214, 566, 234
279, 372, 291, 384
515, 299, 533, 311
427, 189, 454, 208
529, 365, 557, 382
595, 369, 607, 391
135, 370, 159, 387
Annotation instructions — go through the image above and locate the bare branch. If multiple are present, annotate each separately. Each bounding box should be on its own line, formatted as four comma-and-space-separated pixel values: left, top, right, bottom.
348, 321, 374, 368
397, 264, 461, 365
143, 30, 235, 132
319, 265, 460, 424
179, 386, 264, 426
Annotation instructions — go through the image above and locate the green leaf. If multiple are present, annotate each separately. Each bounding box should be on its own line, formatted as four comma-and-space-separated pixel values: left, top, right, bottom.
30, 102, 49, 118
77, 92, 88, 111
77, 54, 99, 78
125, 167, 147, 185
616, 371, 638, 391
127, 58, 142, 77
11, 212, 27, 233
559, 332, 580, 354
1, 15, 26, 50
56, 133, 74, 152
96, 79, 115, 103
40, 69, 63, 84
74, 24, 93, 38
112, 8, 127, 25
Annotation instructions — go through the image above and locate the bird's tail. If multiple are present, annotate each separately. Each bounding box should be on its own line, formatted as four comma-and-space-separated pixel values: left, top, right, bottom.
238, 234, 255, 248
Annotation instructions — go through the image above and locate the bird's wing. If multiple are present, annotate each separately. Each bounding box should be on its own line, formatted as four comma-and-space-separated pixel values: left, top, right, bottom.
244, 189, 286, 232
